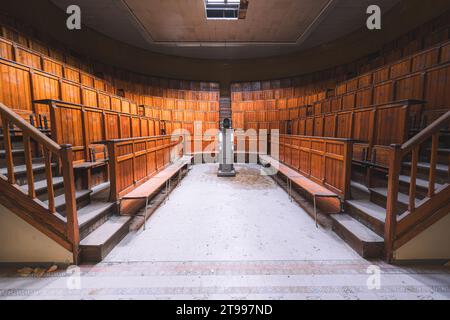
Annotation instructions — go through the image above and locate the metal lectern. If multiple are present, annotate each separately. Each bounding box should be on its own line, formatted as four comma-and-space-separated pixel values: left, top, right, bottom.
218, 118, 236, 177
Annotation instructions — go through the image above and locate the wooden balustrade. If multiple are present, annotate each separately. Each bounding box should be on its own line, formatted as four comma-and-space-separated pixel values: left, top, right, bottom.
35, 99, 164, 163
384, 110, 450, 261
273, 134, 353, 199
0, 102, 79, 263
101, 135, 184, 202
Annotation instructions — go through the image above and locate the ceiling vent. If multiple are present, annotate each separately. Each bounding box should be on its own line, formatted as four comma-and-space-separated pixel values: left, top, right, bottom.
205, 0, 248, 20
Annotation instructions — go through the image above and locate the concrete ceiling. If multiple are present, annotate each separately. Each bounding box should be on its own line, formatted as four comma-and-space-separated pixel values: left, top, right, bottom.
50, 0, 401, 59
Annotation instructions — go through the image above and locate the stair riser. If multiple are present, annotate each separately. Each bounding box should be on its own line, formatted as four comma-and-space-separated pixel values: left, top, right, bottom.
79, 210, 113, 240
80, 220, 130, 263
13, 167, 57, 186
421, 153, 450, 166
35, 182, 66, 202
401, 166, 449, 185
0, 154, 26, 167
57, 193, 91, 216
331, 219, 384, 259
370, 192, 408, 213
346, 205, 385, 237
398, 180, 429, 199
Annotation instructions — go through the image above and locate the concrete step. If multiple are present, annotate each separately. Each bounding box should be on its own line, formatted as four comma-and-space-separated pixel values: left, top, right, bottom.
45, 189, 92, 215
78, 201, 115, 240
79, 215, 131, 263
346, 199, 386, 236
370, 187, 421, 213
330, 213, 384, 259
19, 176, 64, 196
0, 162, 57, 184
398, 175, 444, 190
403, 161, 449, 174
0, 148, 25, 158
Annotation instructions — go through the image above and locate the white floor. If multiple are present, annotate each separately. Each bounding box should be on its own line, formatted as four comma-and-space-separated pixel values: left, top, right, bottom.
0, 164, 449, 300
106, 164, 360, 262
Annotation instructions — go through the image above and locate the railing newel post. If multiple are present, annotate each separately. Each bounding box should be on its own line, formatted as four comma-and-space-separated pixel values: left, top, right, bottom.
60, 144, 80, 265
385, 143, 402, 262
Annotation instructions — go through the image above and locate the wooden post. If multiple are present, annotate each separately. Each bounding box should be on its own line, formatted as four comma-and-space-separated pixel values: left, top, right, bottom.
43, 148, 56, 214
81, 108, 89, 161
1, 114, 15, 184
343, 140, 353, 200
106, 141, 119, 202
60, 144, 80, 265
428, 133, 438, 197
409, 147, 419, 213
385, 144, 402, 262
23, 133, 36, 198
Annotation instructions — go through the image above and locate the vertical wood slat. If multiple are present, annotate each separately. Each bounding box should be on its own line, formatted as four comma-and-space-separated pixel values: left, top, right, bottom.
409, 147, 419, 213
43, 148, 56, 214
1, 115, 15, 184
22, 133, 36, 198
428, 133, 438, 197
60, 145, 79, 265
385, 144, 402, 262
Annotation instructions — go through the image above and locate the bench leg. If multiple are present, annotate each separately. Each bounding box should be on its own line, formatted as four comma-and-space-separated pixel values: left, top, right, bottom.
314, 195, 318, 228
144, 197, 149, 231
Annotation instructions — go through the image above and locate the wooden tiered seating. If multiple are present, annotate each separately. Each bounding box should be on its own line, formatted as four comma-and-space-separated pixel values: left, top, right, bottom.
120, 156, 193, 229
260, 154, 342, 227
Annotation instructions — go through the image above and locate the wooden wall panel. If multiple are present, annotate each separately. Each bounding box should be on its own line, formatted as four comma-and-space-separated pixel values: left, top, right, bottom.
355, 87, 372, 108
61, 81, 81, 104
411, 47, 440, 72
42, 57, 63, 77
15, 47, 41, 69
375, 106, 407, 145
85, 110, 104, 145
0, 38, 14, 60
111, 97, 121, 112
81, 87, 98, 108
424, 65, 450, 110
323, 114, 336, 137
395, 73, 424, 101
131, 117, 141, 137
80, 73, 94, 88
390, 58, 411, 79
336, 113, 352, 138
32, 72, 59, 117
105, 113, 120, 139
63, 66, 80, 83
352, 110, 372, 142
120, 115, 131, 138
0, 61, 32, 112
98, 92, 111, 110
56, 107, 85, 162
373, 81, 394, 105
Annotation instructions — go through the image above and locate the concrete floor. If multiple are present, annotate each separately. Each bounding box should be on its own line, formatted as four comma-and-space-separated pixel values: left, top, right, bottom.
0, 164, 449, 300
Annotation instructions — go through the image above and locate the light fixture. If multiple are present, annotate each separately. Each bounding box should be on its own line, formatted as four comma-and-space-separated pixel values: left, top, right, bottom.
205, 0, 244, 20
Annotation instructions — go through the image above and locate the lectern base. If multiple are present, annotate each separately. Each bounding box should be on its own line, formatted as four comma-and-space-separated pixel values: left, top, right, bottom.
218, 164, 236, 177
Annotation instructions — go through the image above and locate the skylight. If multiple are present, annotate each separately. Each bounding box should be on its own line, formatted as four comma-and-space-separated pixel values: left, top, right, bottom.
205, 0, 241, 20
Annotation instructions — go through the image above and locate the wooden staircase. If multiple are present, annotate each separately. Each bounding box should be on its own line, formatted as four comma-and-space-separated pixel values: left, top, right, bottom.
0, 104, 133, 264
331, 112, 450, 260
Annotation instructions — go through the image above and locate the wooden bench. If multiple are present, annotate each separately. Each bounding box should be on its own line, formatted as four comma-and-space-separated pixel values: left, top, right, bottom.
259, 154, 342, 227
73, 145, 109, 189
120, 156, 193, 229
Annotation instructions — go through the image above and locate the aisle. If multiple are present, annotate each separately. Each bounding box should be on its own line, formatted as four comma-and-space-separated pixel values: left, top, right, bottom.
105, 163, 361, 262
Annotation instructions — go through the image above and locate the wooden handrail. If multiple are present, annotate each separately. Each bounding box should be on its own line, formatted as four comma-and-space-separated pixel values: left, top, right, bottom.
0, 103, 61, 153
401, 110, 450, 154
384, 109, 450, 262
0, 102, 79, 264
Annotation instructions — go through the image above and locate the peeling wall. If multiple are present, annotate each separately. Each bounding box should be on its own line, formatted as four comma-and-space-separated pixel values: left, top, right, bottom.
394, 213, 450, 262
0, 204, 73, 264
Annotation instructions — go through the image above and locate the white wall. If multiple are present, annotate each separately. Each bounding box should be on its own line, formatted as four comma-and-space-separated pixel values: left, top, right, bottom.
395, 212, 450, 261
0, 204, 73, 264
